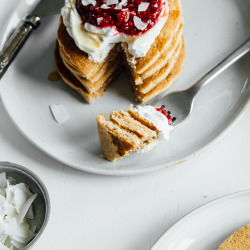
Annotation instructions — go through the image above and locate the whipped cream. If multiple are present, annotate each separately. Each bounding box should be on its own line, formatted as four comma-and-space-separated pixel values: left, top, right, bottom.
130, 105, 173, 140
61, 0, 169, 63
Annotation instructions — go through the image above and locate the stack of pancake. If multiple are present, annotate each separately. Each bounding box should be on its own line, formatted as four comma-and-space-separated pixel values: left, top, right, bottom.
55, 0, 185, 103
96, 105, 160, 162
123, 0, 185, 103
55, 18, 122, 103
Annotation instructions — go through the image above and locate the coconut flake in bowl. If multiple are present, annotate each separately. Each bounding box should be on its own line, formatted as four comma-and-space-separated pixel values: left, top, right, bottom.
0, 162, 50, 250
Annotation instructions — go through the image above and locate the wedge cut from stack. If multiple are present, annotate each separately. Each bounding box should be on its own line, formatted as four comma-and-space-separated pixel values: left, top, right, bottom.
96, 105, 173, 162
55, 17, 122, 103
123, 0, 185, 103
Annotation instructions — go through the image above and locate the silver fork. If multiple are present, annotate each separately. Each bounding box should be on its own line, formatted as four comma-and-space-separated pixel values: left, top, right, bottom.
154, 38, 250, 128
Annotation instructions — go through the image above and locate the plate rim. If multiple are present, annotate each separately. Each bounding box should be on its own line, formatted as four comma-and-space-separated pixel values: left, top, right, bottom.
150, 189, 250, 250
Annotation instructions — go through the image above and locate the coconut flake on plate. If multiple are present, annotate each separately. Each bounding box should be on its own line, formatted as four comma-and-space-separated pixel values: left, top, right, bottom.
133, 16, 148, 30
49, 104, 69, 124
138, 2, 150, 12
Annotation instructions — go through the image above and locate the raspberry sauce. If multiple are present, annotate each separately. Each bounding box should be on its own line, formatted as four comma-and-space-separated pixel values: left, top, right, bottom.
155, 106, 173, 125
76, 0, 165, 36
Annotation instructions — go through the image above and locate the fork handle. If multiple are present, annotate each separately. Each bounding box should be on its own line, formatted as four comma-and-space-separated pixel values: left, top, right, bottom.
190, 38, 250, 95
0, 15, 40, 79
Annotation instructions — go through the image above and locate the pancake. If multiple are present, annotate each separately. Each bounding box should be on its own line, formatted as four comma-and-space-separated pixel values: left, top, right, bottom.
59, 45, 121, 93
141, 23, 183, 80
138, 36, 183, 94
96, 109, 159, 162
96, 113, 142, 161
54, 43, 121, 103
134, 39, 186, 103
218, 224, 250, 250
57, 17, 121, 79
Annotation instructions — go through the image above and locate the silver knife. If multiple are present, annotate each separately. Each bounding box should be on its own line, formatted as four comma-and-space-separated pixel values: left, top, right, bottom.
0, 0, 64, 79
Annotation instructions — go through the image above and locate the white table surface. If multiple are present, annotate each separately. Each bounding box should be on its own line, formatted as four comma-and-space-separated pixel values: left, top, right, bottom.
0, 95, 249, 250
0, 1, 250, 248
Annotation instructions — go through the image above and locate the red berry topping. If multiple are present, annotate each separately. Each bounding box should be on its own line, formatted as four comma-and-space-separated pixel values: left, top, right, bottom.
155, 107, 172, 125
75, 0, 166, 36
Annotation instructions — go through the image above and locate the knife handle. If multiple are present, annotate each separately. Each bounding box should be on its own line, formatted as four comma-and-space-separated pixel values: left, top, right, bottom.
0, 15, 40, 79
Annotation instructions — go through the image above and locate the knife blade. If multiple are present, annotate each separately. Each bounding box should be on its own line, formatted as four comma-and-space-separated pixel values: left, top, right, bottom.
0, 0, 65, 79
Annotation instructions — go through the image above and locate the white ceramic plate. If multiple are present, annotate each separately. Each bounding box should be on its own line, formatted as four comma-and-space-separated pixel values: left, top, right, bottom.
151, 190, 250, 250
0, 0, 250, 175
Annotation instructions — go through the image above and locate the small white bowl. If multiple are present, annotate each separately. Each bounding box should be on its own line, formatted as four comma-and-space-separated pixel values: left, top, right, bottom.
0, 161, 50, 249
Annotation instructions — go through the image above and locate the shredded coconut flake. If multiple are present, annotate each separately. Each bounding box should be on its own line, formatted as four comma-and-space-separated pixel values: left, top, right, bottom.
97, 17, 103, 25
119, 0, 127, 5
100, 4, 110, 8
138, 2, 150, 12
106, 0, 118, 5
133, 16, 147, 30
81, 0, 96, 6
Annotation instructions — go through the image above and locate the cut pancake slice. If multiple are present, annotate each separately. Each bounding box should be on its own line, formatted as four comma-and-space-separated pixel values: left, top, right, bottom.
97, 108, 160, 162
96, 114, 142, 162
97, 104, 174, 161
